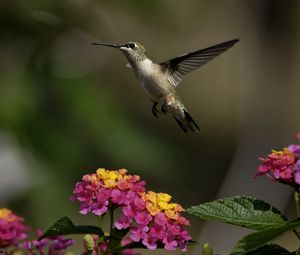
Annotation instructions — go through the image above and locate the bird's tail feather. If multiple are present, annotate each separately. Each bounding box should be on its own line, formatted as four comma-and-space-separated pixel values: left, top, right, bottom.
173, 109, 199, 133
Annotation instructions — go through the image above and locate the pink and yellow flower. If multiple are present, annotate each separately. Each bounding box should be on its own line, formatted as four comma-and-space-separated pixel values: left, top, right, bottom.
72, 168, 191, 251
0, 208, 29, 248
256, 132, 300, 189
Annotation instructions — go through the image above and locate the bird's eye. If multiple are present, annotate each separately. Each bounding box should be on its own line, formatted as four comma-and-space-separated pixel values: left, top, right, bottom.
128, 43, 136, 49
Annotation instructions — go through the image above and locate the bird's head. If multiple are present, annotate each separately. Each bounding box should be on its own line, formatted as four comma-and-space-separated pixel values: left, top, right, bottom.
92, 41, 146, 62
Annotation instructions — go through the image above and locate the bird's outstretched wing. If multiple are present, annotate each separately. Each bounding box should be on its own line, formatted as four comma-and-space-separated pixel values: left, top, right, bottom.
160, 39, 239, 87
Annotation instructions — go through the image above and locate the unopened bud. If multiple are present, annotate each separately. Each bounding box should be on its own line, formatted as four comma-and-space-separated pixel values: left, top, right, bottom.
83, 234, 95, 253
202, 243, 213, 255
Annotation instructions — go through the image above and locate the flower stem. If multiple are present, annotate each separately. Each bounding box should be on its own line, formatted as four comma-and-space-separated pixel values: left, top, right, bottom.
295, 191, 300, 218
294, 190, 300, 240
109, 208, 114, 234
98, 215, 104, 229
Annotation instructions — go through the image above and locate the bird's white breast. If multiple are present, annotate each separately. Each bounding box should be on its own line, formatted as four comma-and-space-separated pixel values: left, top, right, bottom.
135, 58, 170, 101
138, 58, 155, 75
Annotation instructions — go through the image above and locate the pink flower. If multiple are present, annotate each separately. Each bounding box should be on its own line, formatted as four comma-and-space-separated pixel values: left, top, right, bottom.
149, 224, 165, 239
122, 205, 136, 218
163, 235, 178, 251
154, 212, 167, 226
295, 162, 300, 185
0, 208, 29, 248
133, 197, 145, 210
180, 230, 192, 241
32, 230, 48, 249
130, 226, 149, 242
23, 230, 74, 255
91, 201, 109, 216
134, 211, 152, 226
142, 234, 157, 250
49, 236, 74, 252
256, 148, 296, 182
115, 215, 132, 230
130, 181, 146, 193
256, 132, 300, 190
167, 221, 181, 235
96, 188, 111, 202
117, 179, 132, 190
111, 190, 128, 205
177, 216, 190, 226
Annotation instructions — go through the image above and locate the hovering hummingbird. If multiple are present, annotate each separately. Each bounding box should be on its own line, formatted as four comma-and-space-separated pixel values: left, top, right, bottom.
92, 39, 239, 133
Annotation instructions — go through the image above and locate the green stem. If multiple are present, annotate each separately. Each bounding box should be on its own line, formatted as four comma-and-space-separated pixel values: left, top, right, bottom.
98, 215, 104, 229
294, 190, 300, 240
109, 208, 114, 234
295, 191, 300, 218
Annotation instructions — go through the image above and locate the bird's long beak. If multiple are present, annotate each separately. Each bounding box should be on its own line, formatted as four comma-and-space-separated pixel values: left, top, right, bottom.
92, 42, 121, 48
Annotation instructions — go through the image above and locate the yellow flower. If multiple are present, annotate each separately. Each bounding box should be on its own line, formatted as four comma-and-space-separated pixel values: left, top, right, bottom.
0, 208, 11, 219
103, 179, 116, 188
157, 193, 172, 202
165, 209, 178, 220
145, 191, 157, 204
96, 168, 127, 188
107, 171, 119, 181
146, 203, 160, 216
158, 201, 173, 210
96, 168, 107, 180
271, 147, 293, 156
0, 208, 18, 222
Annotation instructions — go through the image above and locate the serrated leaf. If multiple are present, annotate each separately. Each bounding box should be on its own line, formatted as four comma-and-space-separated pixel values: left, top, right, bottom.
186, 196, 286, 230
230, 218, 300, 255
40, 217, 104, 239
246, 244, 296, 255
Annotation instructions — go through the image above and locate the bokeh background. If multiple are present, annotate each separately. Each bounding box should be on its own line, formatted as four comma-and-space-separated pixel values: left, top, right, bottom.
1, 0, 300, 254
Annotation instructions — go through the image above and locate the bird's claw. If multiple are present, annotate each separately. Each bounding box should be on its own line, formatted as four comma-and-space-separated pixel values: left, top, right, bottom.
151, 101, 159, 118
161, 103, 168, 115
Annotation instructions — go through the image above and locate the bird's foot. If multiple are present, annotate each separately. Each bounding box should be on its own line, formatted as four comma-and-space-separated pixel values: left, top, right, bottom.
161, 103, 168, 115
151, 101, 160, 118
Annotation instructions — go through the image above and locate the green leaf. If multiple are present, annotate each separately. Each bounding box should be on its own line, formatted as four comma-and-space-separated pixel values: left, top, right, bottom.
109, 228, 130, 240
230, 218, 300, 255
246, 244, 296, 255
40, 217, 104, 239
121, 240, 197, 250
106, 228, 130, 252
122, 241, 163, 250
186, 196, 286, 230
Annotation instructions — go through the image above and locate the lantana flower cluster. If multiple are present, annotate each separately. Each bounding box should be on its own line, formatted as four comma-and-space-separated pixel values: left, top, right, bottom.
256, 132, 300, 188
22, 230, 74, 255
72, 168, 191, 251
0, 208, 29, 248
0, 208, 73, 255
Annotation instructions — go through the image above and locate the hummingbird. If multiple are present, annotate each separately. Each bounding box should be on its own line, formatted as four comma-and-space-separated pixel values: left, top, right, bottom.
92, 39, 239, 133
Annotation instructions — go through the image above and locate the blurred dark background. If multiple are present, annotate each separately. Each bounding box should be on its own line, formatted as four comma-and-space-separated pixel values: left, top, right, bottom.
1, 0, 300, 254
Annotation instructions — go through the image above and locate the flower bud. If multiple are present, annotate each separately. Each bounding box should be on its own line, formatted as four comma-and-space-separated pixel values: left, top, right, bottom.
202, 243, 213, 255
83, 235, 95, 253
